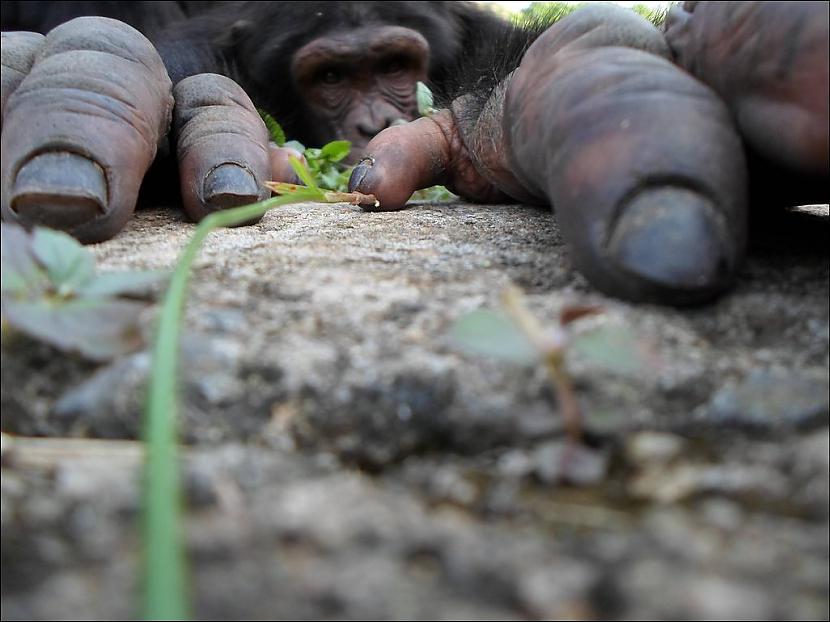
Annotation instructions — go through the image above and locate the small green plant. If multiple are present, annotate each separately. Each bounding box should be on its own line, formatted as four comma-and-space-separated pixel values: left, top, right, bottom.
260, 104, 456, 201
141, 157, 377, 619
451, 286, 656, 441
300, 140, 353, 191
0, 223, 165, 360
259, 109, 353, 192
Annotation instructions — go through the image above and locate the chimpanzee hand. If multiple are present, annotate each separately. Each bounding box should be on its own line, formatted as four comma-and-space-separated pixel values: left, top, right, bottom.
1, 17, 300, 243
350, 2, 828, 305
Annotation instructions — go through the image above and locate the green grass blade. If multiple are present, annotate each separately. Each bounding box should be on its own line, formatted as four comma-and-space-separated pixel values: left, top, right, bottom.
288, 156, 322, 194
140, 194, 308, 620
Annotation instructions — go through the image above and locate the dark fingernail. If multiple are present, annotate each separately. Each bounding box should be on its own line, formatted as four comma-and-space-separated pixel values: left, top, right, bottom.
11, 152, 107, 230
607, 187, 734, 296
203, 163, 260, 210
348, 157, 374, 193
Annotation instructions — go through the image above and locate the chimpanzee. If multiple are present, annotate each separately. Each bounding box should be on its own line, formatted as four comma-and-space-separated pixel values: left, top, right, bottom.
0, 1, 510, 238
2, 2, 828, 306
349, 1, 829, 305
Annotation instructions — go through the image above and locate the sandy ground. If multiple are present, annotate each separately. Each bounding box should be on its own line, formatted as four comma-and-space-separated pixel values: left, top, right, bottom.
2, 199, 828, 619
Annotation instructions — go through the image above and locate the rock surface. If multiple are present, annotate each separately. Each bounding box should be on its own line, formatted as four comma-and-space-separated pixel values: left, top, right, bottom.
2, 201, 828, 619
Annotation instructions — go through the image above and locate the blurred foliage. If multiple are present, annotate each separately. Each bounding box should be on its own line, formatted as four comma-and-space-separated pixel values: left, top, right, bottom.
260, 108, 456, 201
452, 302, 654, 376
1, 223, 165, 360
513, 2, 672, 27
417, 80, 436, 116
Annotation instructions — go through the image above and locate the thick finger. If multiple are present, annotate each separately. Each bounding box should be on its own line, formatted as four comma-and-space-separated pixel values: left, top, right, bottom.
268, 143, 304, 185
507, 40, 747, 304
173, 73, 270, 222
348, 111, 507, 211
0, 31, 45, 127
0, 17, 173, 243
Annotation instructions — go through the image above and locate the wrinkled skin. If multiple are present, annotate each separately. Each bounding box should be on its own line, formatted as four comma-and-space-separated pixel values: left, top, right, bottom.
0, 1, 507, 242
0, 19, 290, 240
289, 25, 429, 159
350, 2, 829, 305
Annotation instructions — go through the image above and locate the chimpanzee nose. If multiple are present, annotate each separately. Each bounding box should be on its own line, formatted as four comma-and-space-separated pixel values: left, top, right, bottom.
356, 116, 397, 138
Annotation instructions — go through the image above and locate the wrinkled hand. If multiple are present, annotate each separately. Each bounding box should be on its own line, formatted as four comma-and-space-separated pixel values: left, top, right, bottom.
1, 17, 301, 243
351, 2, 827, 305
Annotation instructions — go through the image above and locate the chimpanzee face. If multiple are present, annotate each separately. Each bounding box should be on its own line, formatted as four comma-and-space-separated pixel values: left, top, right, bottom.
291, 25, 429, 159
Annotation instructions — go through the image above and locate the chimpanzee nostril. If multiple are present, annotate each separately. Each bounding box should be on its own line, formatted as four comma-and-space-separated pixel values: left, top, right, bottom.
357, 116, 398, 138
356, 122, 379, 138
356, 123, 378, 138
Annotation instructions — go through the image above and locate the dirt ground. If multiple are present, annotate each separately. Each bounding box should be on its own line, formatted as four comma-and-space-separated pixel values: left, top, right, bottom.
2, 199, 828, 620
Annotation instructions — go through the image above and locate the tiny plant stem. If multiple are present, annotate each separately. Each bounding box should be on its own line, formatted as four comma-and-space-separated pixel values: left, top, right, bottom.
501, 285, 583, 444
501, 285, 548, 349
141, 194, 303, 620
544, 352, 582, 443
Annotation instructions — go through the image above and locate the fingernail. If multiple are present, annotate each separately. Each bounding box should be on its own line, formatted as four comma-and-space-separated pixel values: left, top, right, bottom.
11, 152, 107, 230
606, 187, 734, 296
348, 157, 374, 193
203, 163, 260, 211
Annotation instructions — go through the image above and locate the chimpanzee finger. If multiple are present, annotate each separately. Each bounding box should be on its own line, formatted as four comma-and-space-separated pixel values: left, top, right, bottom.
348, 111, 508, 211
173, 73, 271, 222
0, 31, 45, 127
506, 44, 747, 304
268, 143, 305, 186
0, 17, 173, 243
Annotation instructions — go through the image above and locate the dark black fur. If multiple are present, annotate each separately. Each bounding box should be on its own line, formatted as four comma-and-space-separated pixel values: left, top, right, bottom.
1, 1, 517, 148
152, 1, 514, 146
0, 0, 212, 38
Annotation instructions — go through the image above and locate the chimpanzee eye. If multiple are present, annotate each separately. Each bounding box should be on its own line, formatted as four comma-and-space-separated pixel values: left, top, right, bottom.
380, 58, 406, 75
318, 68, 344, 85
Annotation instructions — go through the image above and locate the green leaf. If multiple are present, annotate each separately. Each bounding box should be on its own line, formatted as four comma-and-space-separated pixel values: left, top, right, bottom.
417, 81, 435, 116
257, 108, 286, 146
569, 324, 656, 376
31, 227, 95, 293
140, 193, 314, 619
3, 297, 147, 360
284, 140, 306, 154
320, 140, 351, 162
320, 170, 342, 191
288, 156, 322, 194
0, 262, 30, 296
411, 185, 458, 202
78, 270, 168, 299
1, 223, 49, 296
451, 309, 540, 365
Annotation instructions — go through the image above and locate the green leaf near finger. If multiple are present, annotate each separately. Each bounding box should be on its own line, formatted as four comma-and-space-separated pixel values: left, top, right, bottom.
320, 140, 351, 162
31, 227, 96, 294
